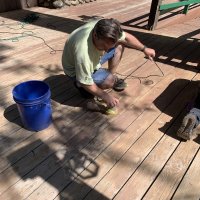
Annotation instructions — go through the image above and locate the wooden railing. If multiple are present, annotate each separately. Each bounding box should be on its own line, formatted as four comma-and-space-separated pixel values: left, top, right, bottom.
148, 0, 200, 30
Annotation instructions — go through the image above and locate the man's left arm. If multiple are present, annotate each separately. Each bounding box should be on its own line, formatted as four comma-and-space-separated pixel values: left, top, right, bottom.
120, 31, 156, 60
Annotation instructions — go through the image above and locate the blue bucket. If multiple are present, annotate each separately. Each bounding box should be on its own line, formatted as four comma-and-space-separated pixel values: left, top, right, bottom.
12, 80, 52, 131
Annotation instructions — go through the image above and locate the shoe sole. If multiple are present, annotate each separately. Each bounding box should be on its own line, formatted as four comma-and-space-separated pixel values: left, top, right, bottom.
177, 114, 197, 140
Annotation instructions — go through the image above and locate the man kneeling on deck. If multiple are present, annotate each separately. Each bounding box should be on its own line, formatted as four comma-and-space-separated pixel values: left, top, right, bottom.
62, 18, 155, 114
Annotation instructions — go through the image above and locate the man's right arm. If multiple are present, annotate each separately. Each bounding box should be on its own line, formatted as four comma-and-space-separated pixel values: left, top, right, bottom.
81, 83, 119, 108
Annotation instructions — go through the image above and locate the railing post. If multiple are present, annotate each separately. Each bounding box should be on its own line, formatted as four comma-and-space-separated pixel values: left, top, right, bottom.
148, 0, 163, 30
183, 4, 190, 14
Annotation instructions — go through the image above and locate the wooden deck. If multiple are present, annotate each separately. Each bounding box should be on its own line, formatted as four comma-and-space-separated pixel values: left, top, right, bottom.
0, 0, 200, 199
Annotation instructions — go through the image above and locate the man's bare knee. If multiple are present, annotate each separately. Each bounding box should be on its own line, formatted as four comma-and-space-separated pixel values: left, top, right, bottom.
108, 44, 124, 73
99, 74, 115, 89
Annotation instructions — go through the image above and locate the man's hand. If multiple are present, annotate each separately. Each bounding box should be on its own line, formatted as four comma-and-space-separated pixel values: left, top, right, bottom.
81, 83, 119, 108
143, 47, 156, 61
101, 92, 119, 108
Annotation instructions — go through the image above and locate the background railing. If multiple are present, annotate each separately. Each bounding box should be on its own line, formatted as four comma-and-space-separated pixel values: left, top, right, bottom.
148, 0, 200, 30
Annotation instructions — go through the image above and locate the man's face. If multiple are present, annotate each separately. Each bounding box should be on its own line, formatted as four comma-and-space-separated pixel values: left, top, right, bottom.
93, 34, 116, 52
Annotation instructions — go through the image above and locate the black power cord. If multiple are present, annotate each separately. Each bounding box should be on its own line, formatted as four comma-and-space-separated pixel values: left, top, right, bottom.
116, 58, 164, 85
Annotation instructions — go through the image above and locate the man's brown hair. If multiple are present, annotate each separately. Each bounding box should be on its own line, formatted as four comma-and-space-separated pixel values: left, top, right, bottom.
94, 18, 122, 43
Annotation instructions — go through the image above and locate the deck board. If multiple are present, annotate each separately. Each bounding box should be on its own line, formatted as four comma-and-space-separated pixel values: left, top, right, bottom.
0, 0, 200, 200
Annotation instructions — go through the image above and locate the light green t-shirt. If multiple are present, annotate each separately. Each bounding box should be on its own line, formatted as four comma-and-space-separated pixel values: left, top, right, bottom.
62, 20, 125, 85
